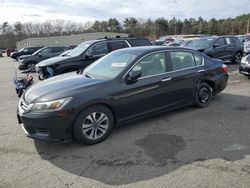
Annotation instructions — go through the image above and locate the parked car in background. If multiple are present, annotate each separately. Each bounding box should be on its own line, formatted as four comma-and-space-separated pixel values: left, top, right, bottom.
239, 54, 250, 77
35, 36, 152, 80
17, 46, 67, 72
6, 48, 16, 57
152, 40, 166, 46
244, 42, 250, 55
17, 46, 228, 145
11, 47, 42, 60
187, 36, 244, 64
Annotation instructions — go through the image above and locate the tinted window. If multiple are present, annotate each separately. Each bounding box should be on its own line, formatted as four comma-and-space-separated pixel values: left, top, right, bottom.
41, 48, 52, 56
52, 47, 65, 53
127, 39, 152, 47
109, 41, 129, 51
132, 52, 166, 77
86, 42, 108, 56
230, 37, 238, 44
194, 53, 203, 66
170, 51, 196, 70
215, 38, 225, 46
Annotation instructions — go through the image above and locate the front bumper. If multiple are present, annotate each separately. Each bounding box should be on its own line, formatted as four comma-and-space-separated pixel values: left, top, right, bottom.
17, 62, 26, 70
17, 100, 74, 142
36, 66, 55, 80
239, 63, 250, 75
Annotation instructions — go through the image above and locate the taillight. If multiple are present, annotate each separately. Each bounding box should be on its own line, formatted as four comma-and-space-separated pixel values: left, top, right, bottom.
220, 64, 228, 73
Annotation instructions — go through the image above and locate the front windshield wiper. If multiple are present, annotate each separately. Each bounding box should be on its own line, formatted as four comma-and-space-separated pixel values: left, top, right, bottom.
85, 73, 95, 79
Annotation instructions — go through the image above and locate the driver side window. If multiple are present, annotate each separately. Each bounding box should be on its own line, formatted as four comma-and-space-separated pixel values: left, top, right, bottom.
132, 52, 166, 77
86, 42, 108, 56
215, 38, 225, 46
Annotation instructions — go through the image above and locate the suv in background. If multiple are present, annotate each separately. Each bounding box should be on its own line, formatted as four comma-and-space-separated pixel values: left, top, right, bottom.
36, 36, 152, 80
11, 47, 42, 60
187, 36, 244, 64
17, 46, 67, 72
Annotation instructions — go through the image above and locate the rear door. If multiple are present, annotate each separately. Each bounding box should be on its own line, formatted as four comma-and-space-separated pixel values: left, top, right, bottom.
167, 50, 205, 104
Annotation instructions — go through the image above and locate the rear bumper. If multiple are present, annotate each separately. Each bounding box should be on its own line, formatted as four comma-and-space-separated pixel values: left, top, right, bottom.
214, 74, 228, 95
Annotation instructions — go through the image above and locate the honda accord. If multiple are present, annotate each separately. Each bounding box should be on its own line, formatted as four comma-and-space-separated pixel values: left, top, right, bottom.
17, 46, 228, 145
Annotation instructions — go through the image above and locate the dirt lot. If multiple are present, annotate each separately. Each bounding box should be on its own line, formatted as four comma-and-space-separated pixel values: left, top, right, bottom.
1, 57, 250, 188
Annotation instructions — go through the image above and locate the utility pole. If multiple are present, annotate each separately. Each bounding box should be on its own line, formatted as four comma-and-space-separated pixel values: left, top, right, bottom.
247, 19, 249, 34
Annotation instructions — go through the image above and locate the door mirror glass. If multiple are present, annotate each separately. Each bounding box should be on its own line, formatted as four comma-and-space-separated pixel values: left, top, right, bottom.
213, 43, 221, 48
126, 70, 142, 84
85, 52, 94, 59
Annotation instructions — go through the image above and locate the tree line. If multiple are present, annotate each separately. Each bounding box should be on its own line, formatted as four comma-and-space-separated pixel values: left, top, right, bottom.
0, 13, 250, 48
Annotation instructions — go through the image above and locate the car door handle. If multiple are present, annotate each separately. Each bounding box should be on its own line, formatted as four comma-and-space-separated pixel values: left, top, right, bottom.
161, 78, 172, 82
198, 69, 205, 73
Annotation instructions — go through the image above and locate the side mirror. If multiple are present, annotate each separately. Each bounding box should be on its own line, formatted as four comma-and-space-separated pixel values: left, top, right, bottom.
213, 43, 221, 48
85, 52, 94, 59
126, 70, 142, 84
38, 52, 42, 57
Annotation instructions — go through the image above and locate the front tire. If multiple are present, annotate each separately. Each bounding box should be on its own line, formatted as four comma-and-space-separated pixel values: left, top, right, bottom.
73, 105, 114, 145
27, 62, 36, 72
194, 82, 213, 108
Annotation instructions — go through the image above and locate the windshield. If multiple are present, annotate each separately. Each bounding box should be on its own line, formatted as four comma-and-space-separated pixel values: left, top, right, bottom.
188, 39, 213, 48
67, 41, 94, 57
84, 51, 140, 80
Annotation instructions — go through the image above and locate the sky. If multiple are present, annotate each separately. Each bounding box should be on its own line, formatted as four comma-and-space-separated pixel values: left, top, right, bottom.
1, 0, 250, 23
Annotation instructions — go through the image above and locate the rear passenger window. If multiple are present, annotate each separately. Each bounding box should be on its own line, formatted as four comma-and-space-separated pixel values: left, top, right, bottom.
127, 39, 151, 47
170, 51, 196, 70
194, 53, 203, 66
109, 41, 129, 51
52, 47, 64, 53
132, 52, 166, 77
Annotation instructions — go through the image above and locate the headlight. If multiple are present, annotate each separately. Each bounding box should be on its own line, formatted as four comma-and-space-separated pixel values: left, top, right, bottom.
241, 56, 247, 64
30, 97, 72, 112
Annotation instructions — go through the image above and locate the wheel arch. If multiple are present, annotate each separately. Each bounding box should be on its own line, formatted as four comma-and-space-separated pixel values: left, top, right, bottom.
71, 102, 117, 135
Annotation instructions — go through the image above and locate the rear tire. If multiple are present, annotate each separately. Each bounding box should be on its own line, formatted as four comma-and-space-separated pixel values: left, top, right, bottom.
232, 52, 242, 64
194, 82, 213, 108
73, 105, 114, 145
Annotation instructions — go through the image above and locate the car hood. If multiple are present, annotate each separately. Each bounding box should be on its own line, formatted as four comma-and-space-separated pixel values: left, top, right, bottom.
36, 55, 71, 67
24, 72, 104, 104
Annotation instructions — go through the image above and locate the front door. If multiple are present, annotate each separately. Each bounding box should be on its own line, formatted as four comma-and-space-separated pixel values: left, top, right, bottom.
119, 51, 175, 121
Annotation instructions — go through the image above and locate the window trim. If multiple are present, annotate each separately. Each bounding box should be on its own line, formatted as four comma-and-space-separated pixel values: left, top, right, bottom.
122, 50, 205, 81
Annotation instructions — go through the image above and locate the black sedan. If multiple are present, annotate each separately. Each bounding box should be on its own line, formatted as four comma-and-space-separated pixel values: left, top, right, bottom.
17, 47, 228, 145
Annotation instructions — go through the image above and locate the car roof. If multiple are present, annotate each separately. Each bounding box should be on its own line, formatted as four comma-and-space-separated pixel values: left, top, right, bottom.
114, 46, 195, 54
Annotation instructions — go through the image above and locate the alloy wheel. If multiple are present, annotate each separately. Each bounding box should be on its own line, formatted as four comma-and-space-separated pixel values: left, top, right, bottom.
27, 63, 35, 72
82, 112, 109, 140
234, 52, 242, 64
